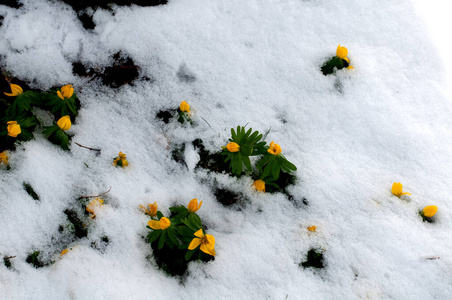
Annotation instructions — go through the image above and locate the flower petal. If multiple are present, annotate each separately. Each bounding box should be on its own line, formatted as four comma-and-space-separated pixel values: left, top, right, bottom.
188, 237, 202, 250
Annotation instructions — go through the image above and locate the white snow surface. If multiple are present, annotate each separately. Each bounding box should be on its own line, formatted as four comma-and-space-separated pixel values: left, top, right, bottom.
1, 0, 452, 299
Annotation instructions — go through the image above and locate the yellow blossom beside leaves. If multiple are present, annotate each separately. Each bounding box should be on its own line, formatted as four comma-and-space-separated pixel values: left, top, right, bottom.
57, 115, 71, 130
226, 142, 240, 152
391, 182, 411, 197
139, 202, 158, 217
0, 151, 8, 165
6, 121, 21, 137
57, 84, 74, 100
307, 226, 317, 232
148, 217, 171, 230
188, 229, 216, 256
113, 152, 129, 168
336, 45, 348, 60
187, 198, 202, 213
253, 179, 265, 192
422, 205, 438, 218
86, 198, 104, 218
180, 101, 190, 112
4, 84, 23, 97
267, 141, 282, 155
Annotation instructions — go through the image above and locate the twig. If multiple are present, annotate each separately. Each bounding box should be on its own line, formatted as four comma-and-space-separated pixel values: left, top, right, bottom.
80, 187, 112, 199
3, 256, 16, 260
425, 256, 440, 260
74, 142, 101, 152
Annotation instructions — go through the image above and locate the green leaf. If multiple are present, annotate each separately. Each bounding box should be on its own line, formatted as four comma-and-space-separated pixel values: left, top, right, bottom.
242, 155, 252, 172
167, 228, 179, 246
148, 231, 161, 243
185, 249, 197, 260
158, 231, 167, 249
271, 159, 281, 180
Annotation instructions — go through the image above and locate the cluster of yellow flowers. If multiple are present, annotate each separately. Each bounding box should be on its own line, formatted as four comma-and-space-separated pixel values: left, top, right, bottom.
113, 151, 129, 168
391, 182, 438, 218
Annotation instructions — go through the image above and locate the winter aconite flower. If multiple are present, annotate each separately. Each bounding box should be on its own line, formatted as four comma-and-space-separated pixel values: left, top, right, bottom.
57, 84, 74, 100
188, 229, 216, 256
4, 84, 23, 97
57, 115, 71, 130
86, 198, 104, 218
148, 217, 171, 230
307, 226, 317, 232
336, 45, 349, 62
391, 182, 411, 197
139, 202, 158, 217
0, 151, 8, 165
180, 101, 190, 112
253, 179, 266, 192
268, 141, 282, 155
226, 142, 240, 152
422, 205, 438, 218
60, 249, 69, 256
6, 121, 21, 137
113, 152, 129, 168
187, 198, 202, 213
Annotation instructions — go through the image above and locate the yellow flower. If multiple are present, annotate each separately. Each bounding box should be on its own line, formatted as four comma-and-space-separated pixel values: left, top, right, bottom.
187, 198, 202, 213
113, 152, 129, 168
336, 45, 348, 60
253, 180, 265, 192
391, 182, 411, 197
148, 217, 171, 230
57, 115, 71, 130
0, 151, 8, 165
60, 249, 69, 256
423, 205, 438, 218
347, 66, 354, 70
188, 229, 216, 256
226, 142, 240, 152
139, 202, 158, 217
57, 84, 74, 100
4, 84, 23, 97
307, 226, 317, 232
6, 121, 21, 137
180, 101, 190, 112
86, 198, 104, 218
267, 141, 282, 155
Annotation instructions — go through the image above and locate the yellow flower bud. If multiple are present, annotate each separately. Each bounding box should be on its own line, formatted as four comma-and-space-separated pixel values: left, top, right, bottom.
0, 151, 8, 165
226, 142, 240, 152
148, 217, 171, 230
60, 249, 69, 256
57, 115, 71, 130
6, 121, 21, 137
253, 180, 266, 192
267, 141, 282, 155
86, 198, 104, 218
307, 226, 317, 232
187, 198, 202, 213
180, 101, 190, 112
391, 182, 411, 197
336, 45, 348, 59
4, 84, 23, 97
57, 84, 74, 100
423, 205, 438, 218
140, 202, 158, 217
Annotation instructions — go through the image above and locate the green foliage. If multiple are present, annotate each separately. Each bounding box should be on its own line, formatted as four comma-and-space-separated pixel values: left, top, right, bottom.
6, 91, 41, 117
300, 248, 325, 269
177, 109, 192, 124
221, 126, 266, 175
321, 56, 349, 75
43, 125, 70, 150
256, 151, 297, 181
43, 91, 78, 118
26, 251, 46, 268
23, 182, 40, 201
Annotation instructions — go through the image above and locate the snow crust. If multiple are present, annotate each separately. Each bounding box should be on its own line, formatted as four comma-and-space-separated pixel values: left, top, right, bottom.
1, 0, 451, 299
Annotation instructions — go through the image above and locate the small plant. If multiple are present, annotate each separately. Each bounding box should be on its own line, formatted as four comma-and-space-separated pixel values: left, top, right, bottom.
177, 101, 192, 124
43, 115, 72, 150
43, 84, 78, 118
26, 251, 46, 268
86, 198, 104, 219
420, 205, 438, 223
256, 141, 297, 181
145, 198, 215, 276
113, 152, 129, 168
300, 248, 325, 269
321, 45, 353, 75
221, 126, 266, 175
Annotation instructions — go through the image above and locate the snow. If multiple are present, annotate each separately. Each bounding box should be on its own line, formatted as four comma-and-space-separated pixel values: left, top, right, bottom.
1, 0, 452, 299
